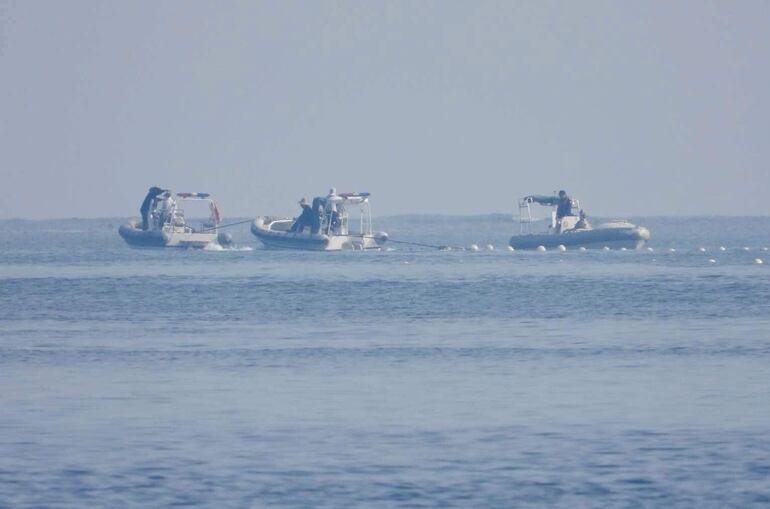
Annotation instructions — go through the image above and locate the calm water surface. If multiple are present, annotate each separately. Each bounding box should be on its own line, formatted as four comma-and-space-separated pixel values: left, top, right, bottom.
1, 216, 769, 508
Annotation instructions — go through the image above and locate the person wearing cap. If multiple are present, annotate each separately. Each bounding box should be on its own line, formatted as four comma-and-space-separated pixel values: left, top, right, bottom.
139, 186, 167, 230
556, 190, 573, 219
289, 197, 313, 233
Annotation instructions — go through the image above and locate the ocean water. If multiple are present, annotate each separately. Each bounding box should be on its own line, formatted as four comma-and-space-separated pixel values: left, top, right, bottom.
1, 216, 769, 508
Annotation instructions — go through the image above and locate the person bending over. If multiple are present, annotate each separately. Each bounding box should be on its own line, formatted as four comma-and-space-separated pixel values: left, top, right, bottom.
140, 186, 166, 230
290, 198, 313, 233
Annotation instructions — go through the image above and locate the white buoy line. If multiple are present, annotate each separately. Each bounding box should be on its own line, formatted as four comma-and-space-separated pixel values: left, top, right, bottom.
424, 243, 768, 266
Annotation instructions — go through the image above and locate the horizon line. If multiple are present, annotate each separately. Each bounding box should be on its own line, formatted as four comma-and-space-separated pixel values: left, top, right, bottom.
1, 213, 769, 222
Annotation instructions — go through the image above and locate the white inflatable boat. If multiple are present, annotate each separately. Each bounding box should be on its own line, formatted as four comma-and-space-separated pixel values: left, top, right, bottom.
251, 191, 388, 251
509, 194, 650, 250
119, 192, 228, 248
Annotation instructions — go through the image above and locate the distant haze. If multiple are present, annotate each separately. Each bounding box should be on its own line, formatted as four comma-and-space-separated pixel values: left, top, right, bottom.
1, 1, 768, 219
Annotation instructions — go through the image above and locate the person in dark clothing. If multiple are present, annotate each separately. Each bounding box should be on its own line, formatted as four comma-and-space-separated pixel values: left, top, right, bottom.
556, 190, 573, 219
309, 197, 323, 234
289, 198, 314, 233
140, 186, 166, 230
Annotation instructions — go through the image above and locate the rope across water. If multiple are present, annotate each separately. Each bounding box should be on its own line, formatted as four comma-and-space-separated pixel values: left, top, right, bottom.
363, 236, 462, 250
197, 219, 255, 233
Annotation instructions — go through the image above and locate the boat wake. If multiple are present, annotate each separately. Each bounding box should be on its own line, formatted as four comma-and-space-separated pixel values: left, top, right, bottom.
203, 243, 253, 252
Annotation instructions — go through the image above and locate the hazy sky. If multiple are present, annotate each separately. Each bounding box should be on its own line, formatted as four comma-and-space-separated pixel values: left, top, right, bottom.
1, 1, 768, 219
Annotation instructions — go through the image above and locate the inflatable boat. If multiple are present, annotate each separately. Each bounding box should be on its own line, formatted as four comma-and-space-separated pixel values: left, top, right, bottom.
119, 192, 227, 248
509, 194, 650, 250
251, 190, 388, 251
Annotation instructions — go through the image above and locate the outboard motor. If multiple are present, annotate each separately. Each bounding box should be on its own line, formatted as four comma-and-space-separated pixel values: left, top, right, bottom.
373, 231, 389, 245
217, 232, 234, 247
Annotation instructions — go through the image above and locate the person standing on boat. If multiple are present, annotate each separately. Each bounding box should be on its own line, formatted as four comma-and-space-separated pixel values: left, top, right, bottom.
324, 188, 338, 233
556, 190, 573, 219
329, 208, 342, 234
158, 191, 177, 226
289, 197, 313, 233
310, 197, 324, 234
140, 186, 166, 230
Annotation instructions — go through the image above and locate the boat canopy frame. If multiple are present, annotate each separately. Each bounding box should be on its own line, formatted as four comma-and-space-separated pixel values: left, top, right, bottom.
518, 194, 580, 235
150, 192, 222, 233
319, 192, 374, 238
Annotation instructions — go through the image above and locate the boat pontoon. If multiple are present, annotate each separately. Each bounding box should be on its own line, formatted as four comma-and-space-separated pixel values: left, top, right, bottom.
119, 192, 227, 248
251, 190, 388, 251
509, 194, 650, 250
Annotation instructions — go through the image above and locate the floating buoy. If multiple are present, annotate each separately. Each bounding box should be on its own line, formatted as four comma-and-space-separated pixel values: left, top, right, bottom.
698, 247, 706, 253
719, 246, 727, 252
506, 246, 515, 252
708, 258, 716, 264
557, 244, 567, 252
536, 245, 546, 252
578, 246, 587, 252
754, 258, 764, 265
485, 244, 495, 251
468, 244, 480, 252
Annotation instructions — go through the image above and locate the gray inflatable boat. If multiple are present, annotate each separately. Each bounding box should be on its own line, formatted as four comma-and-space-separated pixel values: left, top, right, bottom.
509, 194, 651, 250
119, 192, 226, 248
509, 220, 650, 250
251, 191, 388, 251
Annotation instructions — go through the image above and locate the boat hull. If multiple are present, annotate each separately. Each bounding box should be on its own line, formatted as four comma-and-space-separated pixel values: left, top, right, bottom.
509, 225, 650, 250
118, 222, 218, 248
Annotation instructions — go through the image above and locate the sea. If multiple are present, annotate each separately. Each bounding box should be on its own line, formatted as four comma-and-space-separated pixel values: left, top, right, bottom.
1, 215, 769, 508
